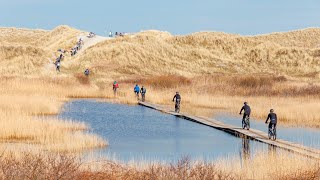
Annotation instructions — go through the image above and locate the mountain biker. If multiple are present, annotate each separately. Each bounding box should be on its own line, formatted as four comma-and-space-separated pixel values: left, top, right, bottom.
172, 92, 181, 112
140, 86, 147, 102
265, 109, 277, 129
239, 102, 251, 124
134, 84, 140, 99
113, 81, 119, 91
113, 81, 119, 96
84, 69, 90, 76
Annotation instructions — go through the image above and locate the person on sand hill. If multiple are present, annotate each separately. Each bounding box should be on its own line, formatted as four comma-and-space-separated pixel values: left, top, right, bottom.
113, 81, 119, 96
140, 86, 147, 102
239, 102, 251, 125
84, 68, 90, 76
54, 61, 60, 72
134, 84, 140, 100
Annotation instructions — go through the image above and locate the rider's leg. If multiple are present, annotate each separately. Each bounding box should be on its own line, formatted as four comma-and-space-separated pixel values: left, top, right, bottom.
242, 113, 246, 123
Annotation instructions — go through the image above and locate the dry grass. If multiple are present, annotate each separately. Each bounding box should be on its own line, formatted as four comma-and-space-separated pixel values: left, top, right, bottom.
217, 151, 320, 179
0, 78, 107, 152
0, 151, 318, 180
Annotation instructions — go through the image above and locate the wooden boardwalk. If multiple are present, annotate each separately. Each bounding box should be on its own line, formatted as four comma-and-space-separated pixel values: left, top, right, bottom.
139, 101, 320, 160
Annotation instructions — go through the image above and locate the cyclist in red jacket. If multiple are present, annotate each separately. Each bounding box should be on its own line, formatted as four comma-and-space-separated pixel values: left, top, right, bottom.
113, 81, 119, 96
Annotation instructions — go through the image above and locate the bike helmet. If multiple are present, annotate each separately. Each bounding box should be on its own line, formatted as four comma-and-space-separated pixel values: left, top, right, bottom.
114, 81, 117, 84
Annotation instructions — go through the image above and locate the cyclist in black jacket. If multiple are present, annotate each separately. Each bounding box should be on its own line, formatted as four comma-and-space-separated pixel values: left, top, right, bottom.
239, 102, 251, 123
172, 92, 181, 112
265, 109, 277, 129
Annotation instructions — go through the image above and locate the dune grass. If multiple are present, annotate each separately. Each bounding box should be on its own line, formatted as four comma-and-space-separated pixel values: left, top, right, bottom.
0, 150, 318, 180
0, 78, 107, 152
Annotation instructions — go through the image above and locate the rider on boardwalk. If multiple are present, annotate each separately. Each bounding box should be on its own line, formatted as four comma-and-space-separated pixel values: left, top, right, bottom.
239, 102, 251, 124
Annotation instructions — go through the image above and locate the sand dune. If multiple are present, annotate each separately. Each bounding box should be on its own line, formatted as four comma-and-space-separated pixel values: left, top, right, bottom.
1, 25, 320, 79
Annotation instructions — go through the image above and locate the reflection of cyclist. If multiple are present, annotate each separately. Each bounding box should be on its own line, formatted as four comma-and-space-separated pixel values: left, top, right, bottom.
265, 109, 277, 129
239, 102, 251, 123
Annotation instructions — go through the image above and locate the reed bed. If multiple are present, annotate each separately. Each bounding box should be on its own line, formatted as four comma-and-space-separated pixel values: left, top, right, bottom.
0, 151, 318, 180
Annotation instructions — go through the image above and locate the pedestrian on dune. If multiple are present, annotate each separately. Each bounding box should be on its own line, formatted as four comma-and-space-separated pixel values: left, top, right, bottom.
84, 68, 90, 76
55, 61, 60, 72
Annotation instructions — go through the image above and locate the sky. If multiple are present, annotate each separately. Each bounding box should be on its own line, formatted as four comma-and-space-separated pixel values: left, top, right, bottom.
0, 0, 319, 35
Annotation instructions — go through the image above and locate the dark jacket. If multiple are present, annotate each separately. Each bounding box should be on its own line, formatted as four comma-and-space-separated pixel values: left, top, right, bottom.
140, 87, 146, 94
240, 105, 251, 115
266, 113, 277, 124
173, 94, 181, 102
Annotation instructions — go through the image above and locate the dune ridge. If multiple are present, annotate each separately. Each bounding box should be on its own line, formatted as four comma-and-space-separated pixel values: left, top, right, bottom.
1, 25, 320, 79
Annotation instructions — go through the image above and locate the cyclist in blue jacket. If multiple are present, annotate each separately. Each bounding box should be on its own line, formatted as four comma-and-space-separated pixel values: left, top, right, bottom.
134, 84, 140, 99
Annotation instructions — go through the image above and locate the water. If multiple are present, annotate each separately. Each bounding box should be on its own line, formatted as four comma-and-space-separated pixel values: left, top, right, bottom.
215, 113, 320, 149
57, 100, 269, 163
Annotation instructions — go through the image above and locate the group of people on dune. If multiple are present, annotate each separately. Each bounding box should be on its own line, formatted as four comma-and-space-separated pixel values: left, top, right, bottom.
54, 38, 84, 72
108, 31, 126, 37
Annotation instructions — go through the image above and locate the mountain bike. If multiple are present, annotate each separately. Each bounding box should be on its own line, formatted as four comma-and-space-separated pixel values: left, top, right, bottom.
175, 100, 181, 113
141, 93, 146, 102
268, 123, 277, 140
242, 115, 250, 130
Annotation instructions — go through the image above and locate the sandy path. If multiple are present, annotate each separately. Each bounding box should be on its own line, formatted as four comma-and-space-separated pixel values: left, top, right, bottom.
77, 34, 110, 52
43, 33, 111, 75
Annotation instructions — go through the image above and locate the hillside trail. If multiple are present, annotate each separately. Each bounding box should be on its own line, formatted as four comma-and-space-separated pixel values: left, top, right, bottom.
77, 33, 110, 52
43, 33, 111, 76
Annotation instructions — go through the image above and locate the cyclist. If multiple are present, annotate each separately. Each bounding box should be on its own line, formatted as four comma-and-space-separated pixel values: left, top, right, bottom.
239, 102, 251, 125
265, 109, 277, 131
113, 81, 119, 96
134, 84, 140, 99
140, 86, 146, 102
172, 92, 181, 112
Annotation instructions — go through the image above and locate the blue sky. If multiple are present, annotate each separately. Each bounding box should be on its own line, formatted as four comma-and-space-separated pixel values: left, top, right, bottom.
0, 0, 319, 35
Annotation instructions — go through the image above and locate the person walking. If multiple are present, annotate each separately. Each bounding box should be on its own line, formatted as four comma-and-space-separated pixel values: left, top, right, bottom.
140, 86, 147, 102
134, 84, 140, 100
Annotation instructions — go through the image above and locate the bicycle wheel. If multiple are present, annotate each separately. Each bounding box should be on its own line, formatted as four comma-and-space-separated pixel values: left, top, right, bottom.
246, 118, 250, 130
268, 128, 271, 139
273, 127, 277, 140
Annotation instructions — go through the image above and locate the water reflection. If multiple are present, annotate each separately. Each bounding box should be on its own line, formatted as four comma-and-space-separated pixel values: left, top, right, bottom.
268, 144, 277, 155
241, 137, 251, 160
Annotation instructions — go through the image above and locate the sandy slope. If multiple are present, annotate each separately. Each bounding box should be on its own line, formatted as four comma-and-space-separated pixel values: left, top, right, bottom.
1, 26, 320, 80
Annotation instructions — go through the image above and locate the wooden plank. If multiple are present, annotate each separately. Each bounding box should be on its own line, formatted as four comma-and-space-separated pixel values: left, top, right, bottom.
139, 101, 320, 160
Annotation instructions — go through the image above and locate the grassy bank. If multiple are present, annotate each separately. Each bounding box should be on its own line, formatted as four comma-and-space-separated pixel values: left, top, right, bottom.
0, 151, 318, 179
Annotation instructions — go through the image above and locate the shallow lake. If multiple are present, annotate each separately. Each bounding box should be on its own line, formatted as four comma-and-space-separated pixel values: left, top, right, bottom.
58, 100, 270, 162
